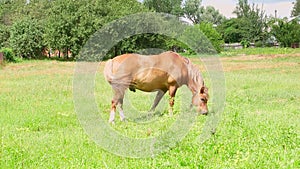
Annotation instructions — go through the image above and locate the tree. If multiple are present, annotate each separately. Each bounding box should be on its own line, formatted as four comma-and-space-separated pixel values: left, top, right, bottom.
292, 0, 300, 17
0, 24, 9, 48
217, 18, 247, 43
143, 0, 183, 16
201, 6, 226, 25
0, 0, 25, 26
9, 17, 44, 58
197, 22, 224, 52
271, 19, 300, 47
231, 0, 268, 43
233, 0, 251, 18
44, 0, 147, 58
0, 0, 29, 48
183, 0, 204, 24
183, 0, 225, 25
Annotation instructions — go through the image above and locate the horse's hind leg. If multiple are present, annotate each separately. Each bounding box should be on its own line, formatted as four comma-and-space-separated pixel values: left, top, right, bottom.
150, 90, 166, 112
109, 100, 117, 123
109, 85, 126, 123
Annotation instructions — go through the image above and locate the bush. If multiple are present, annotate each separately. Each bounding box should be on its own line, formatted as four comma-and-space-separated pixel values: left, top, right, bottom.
240, 39, 250, 48
0, 48, 16, 62
255, 41, 264, 47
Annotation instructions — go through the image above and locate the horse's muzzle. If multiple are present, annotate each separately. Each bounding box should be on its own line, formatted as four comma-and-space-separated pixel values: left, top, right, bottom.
200, 111, 208, 115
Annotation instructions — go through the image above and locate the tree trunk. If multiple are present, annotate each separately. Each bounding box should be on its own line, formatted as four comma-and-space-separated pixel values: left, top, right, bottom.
66, 48, 69, 59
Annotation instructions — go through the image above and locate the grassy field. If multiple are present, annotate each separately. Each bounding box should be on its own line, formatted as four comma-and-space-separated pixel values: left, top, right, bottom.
0, 51, 299, 168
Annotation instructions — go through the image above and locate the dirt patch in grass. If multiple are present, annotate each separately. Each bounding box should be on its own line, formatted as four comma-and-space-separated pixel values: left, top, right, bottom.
221, 53, 300, 72
1, 61, 75, 78
223, 62, 299, 72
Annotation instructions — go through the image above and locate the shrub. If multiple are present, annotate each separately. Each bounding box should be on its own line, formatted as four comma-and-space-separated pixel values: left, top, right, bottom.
0, 48, 16, 62
255, 41, 264, 47
241, 39, 250, 48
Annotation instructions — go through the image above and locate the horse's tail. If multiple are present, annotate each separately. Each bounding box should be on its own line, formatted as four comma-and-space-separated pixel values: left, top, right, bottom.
103, 59, 113, 83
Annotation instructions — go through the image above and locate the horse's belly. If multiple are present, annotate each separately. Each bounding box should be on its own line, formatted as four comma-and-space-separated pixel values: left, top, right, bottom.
132, 68, 175, 92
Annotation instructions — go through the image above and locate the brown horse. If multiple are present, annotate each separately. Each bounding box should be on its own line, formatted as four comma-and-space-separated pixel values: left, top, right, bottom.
104, 51, 209, 123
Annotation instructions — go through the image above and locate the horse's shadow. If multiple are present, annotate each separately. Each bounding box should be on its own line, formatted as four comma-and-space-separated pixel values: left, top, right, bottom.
128, 110, 166, 123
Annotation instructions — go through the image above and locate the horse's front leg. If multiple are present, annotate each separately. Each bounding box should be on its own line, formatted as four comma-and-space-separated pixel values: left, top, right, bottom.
150, 90, 166, 112
168, 86, 177, 115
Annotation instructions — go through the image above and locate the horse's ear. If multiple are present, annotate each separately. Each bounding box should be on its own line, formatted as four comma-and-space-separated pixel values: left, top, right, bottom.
200, 86, 208, 94
183, 57, 190, 64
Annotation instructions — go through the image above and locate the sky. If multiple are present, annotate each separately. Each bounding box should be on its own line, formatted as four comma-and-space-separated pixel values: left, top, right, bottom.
139, 0, 295, 18
202, 0, 295, 18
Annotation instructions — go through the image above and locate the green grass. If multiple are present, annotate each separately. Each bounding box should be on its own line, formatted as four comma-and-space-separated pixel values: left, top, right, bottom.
220, 47, 300, 57
0, 54, 299, 168
180, 47, 300, 58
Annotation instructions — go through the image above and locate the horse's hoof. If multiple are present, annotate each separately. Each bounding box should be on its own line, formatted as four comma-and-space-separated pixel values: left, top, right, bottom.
168, 109, 174, 116
109, 119, 115, 124
120, 117, 126, 122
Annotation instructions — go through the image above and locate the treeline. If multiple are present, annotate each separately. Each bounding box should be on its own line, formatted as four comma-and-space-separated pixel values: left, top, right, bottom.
0, 0, 299, 60
0, 0, 148, 59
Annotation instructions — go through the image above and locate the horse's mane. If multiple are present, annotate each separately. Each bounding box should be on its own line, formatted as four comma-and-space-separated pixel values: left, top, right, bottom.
188, 63, 204, 88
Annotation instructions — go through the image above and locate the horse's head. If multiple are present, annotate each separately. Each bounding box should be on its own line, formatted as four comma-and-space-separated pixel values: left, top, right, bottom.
192, 86, 209, 115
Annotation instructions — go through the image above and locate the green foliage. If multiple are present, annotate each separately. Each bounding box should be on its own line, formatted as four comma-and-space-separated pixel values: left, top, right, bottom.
202, 6, 226, 25
218, 0, 268, 43
79, 13, 193, 61
0, 24, 9, 48
0, 47, 15, 62
44, 0, 87, 58
183, 0, 225, 25
196, 22, 224, 52
254, 41, 264, 47
240, 39, 250, 48
1, 0, 147, 59
271, 19, 300, 47
233, 0, 251, 18
0, 0, 21, 25
143, 0, 183, 16
217, 18, 245, 43
291, 0, 300, 17
2, 0, 299, 61
9, 17, 44, 59
183, 0, 203, 24
44, 0, 147, 58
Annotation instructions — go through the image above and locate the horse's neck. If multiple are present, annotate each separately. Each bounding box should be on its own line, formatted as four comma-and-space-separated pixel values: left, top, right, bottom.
187, 80, 201, 95
187, 65, 203, 95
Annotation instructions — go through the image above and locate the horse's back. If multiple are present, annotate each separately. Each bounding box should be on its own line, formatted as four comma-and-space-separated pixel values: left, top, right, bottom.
104, 52, 190, 89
